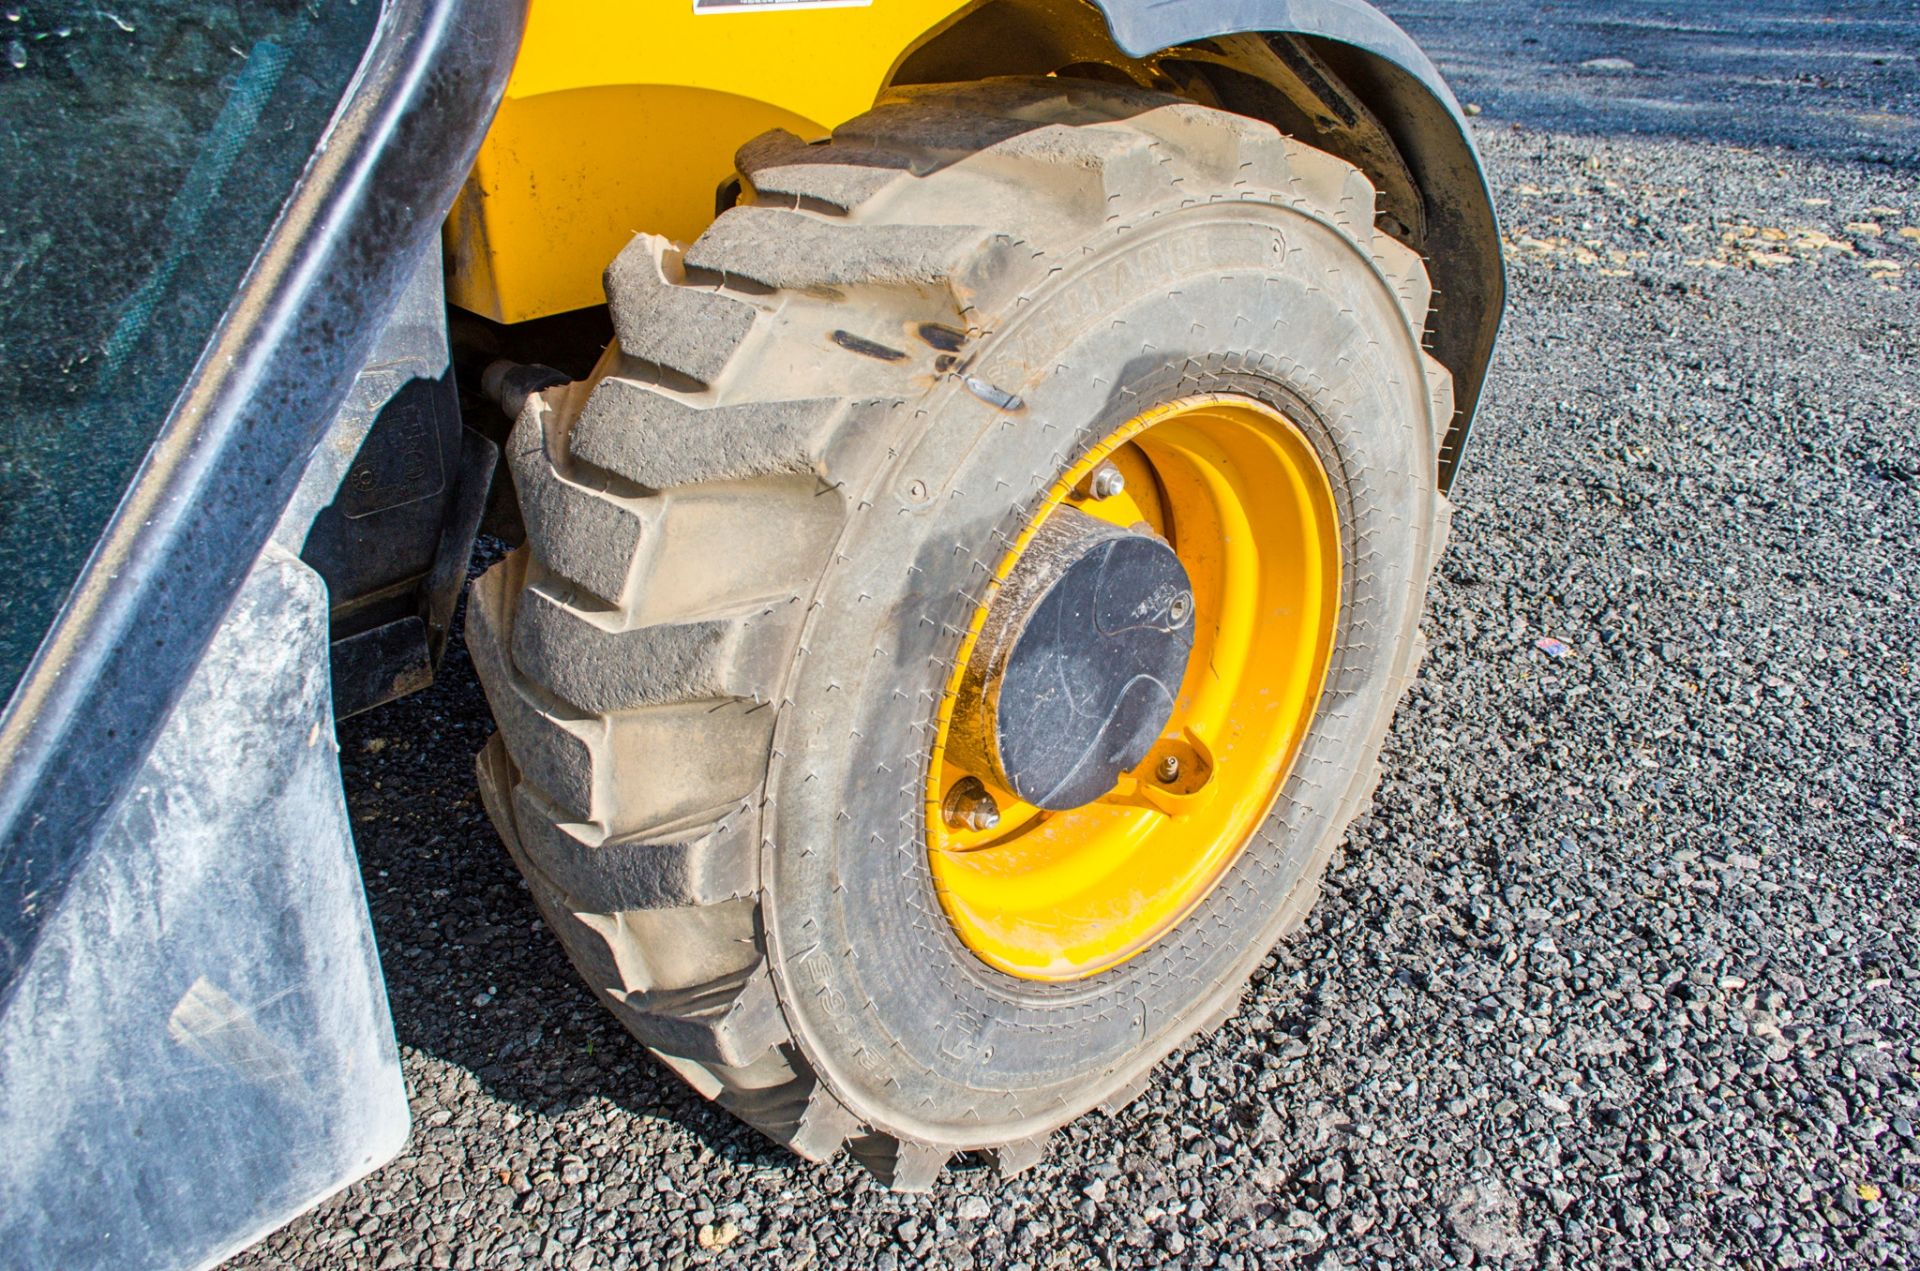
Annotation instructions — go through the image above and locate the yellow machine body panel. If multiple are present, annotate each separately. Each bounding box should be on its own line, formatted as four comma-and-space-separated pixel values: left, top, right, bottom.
446, 0, 975, 323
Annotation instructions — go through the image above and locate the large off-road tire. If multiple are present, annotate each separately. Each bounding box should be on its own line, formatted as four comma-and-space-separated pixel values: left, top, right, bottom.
469, 77, 1451, 1188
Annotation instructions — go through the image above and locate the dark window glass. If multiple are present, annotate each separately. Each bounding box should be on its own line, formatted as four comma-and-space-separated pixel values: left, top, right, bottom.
0, 1, 383, 705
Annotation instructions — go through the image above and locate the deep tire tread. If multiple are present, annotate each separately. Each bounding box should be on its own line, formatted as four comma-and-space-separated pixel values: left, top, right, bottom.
471, 75, 1452, 1188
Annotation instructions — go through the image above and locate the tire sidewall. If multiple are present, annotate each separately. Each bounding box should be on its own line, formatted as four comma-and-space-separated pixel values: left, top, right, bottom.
764, 201, 1436, 1144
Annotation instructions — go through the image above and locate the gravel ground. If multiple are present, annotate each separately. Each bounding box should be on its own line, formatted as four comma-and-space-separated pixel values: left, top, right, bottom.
235, 6, 1919, 1268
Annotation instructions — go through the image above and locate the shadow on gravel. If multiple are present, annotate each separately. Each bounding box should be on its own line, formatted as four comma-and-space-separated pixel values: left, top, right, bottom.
335, 557, 790, 1174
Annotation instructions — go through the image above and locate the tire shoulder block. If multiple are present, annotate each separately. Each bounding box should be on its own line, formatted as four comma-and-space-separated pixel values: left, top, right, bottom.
605, 235, 759, 387
571, 379, 843, 490
686, 206, 994, 292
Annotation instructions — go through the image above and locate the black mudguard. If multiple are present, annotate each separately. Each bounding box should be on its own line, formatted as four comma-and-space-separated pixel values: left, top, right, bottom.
1092, 0, 1505, 486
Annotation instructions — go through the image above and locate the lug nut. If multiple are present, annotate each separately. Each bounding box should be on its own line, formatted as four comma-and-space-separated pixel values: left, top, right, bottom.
1155, 754, 1182, 784
1085, 463, 1126, 501
943, 777, 1001, 832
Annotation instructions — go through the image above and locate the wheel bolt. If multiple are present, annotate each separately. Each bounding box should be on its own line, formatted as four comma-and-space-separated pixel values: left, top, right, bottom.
1086, 463, 1126, 500
1155, 754, 1181, 784
943, 777, 1001, 832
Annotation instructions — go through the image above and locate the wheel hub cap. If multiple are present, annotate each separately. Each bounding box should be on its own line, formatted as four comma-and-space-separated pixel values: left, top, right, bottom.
948, 508, 1195, 811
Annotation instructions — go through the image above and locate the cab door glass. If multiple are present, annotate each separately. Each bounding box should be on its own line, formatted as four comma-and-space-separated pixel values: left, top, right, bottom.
0, 1, 383, 706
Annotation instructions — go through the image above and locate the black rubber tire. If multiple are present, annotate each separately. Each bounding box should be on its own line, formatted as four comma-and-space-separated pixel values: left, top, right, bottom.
469, 77, 1452, 1189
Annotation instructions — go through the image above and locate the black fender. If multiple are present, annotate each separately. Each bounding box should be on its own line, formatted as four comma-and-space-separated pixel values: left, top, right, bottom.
1094, 0, 1503, 488
913, 1, 1497, 487
901, 0, 1501, 487
1093, 0, 1503, 488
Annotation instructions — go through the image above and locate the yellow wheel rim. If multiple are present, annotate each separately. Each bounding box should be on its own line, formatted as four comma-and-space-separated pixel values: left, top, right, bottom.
925, 394, 1342, 980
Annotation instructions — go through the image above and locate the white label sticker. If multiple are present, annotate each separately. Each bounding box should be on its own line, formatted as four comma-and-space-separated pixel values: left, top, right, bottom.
695, 0, 871, 11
